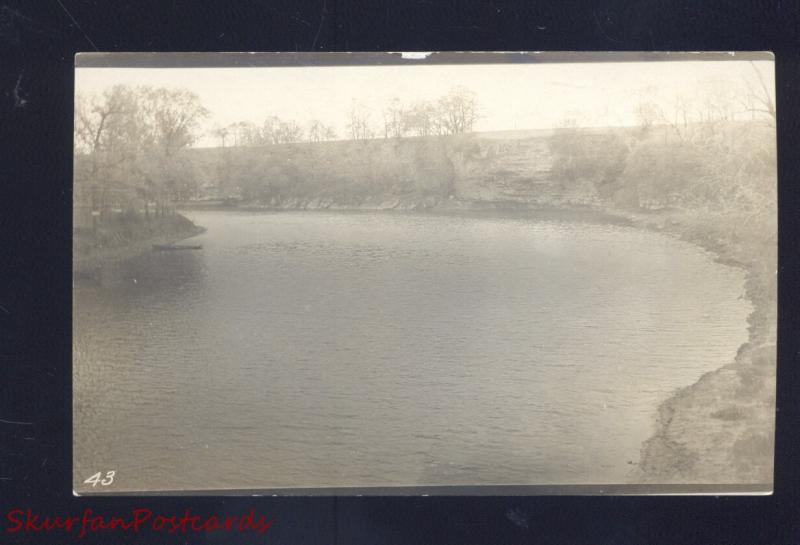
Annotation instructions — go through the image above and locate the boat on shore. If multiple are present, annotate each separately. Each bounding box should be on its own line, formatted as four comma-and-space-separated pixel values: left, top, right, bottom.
152, 243, 203, 251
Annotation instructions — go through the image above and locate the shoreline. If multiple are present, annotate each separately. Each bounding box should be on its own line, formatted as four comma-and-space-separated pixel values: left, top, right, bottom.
73, 220, 206, 275
602, 207, 776, 485
177, 199, 634, 225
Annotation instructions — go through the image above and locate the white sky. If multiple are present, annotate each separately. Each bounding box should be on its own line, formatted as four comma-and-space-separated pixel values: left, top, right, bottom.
76, 60, 775, 147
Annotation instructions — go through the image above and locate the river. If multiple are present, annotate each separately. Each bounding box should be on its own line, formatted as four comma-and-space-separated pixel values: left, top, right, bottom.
73, 210, 751, 492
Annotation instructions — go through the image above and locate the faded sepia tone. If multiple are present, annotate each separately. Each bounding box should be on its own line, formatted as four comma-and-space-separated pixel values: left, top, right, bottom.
73, 53, 776, 494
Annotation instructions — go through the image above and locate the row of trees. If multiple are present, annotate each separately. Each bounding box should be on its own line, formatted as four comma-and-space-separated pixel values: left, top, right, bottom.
212, 86, 481, 148
74, 83, 483, 222
211, 117, 336, 148
75, 85, 208, 163
632, 62, 775, 140
364, 86, 480, 140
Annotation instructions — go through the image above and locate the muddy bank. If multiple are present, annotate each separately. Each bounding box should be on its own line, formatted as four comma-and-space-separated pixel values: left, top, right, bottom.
180, 196, 628, 222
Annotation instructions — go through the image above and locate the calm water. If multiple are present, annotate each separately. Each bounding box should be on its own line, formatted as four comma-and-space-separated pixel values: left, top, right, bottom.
73, 210, 751, 491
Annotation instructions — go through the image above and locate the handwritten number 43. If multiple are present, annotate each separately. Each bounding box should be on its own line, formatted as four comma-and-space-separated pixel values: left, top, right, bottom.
83, 471, 115, 487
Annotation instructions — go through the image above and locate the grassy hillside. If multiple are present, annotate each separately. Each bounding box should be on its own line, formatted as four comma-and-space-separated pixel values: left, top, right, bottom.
185, 121, 774, 213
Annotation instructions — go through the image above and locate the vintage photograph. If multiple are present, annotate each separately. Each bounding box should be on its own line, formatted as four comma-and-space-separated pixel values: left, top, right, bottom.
73, 52, 776, 494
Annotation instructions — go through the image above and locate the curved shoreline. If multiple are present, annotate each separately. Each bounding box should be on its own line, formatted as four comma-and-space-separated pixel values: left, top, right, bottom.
603, 207, 776, 486
197, 200, 775, 485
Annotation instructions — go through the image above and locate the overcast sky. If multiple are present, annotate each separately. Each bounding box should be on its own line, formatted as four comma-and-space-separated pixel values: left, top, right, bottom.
76, 59, 775, 147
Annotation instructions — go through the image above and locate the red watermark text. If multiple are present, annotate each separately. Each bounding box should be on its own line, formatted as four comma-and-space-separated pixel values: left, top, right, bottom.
5, 507, 274, 539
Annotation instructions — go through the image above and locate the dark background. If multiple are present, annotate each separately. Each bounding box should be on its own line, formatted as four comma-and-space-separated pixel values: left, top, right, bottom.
1, 1, 798, 543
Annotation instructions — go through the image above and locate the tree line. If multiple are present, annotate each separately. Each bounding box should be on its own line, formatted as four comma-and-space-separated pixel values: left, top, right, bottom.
352, 86, 480, 140
213, 86, 481, 147
631, 62, 775, 141
211, 117, 332, 147
74, 84, 481, 224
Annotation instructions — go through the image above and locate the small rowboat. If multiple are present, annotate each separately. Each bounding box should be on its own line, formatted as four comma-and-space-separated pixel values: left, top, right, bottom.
152, 244, 203, 251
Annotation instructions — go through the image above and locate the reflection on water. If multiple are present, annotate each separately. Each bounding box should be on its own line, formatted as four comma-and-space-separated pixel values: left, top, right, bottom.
73, 211, 752, 491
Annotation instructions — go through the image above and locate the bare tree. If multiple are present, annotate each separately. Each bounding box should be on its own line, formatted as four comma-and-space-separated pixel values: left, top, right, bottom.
240, 121, 262, 146
222, 121, 262, 147
308, 120, 324, 142
257, 116, 307, 144
226, 122, 245, 147
74, 86, 141, 226
347, 100, 373, 140
276, 120, 304, 143
307, 120, 337, 142
742, 61, 776, 124
436, 86, 479, 135
402, 100, 436, 137
671, 94, 692, 127
139, 87, 209, 156
261, 116, 282, 144
211, 125, 229, 148
656, 93, 694, 142
690, 78, 739, 128
74, 85, 140, 177
633, 100, 662, 137
382, 97, 406, 138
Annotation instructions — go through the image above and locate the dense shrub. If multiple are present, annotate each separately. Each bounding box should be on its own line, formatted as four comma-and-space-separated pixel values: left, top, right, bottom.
548, 128, 628, 198
547, 121, 776, 213
620, 136, 704, 208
